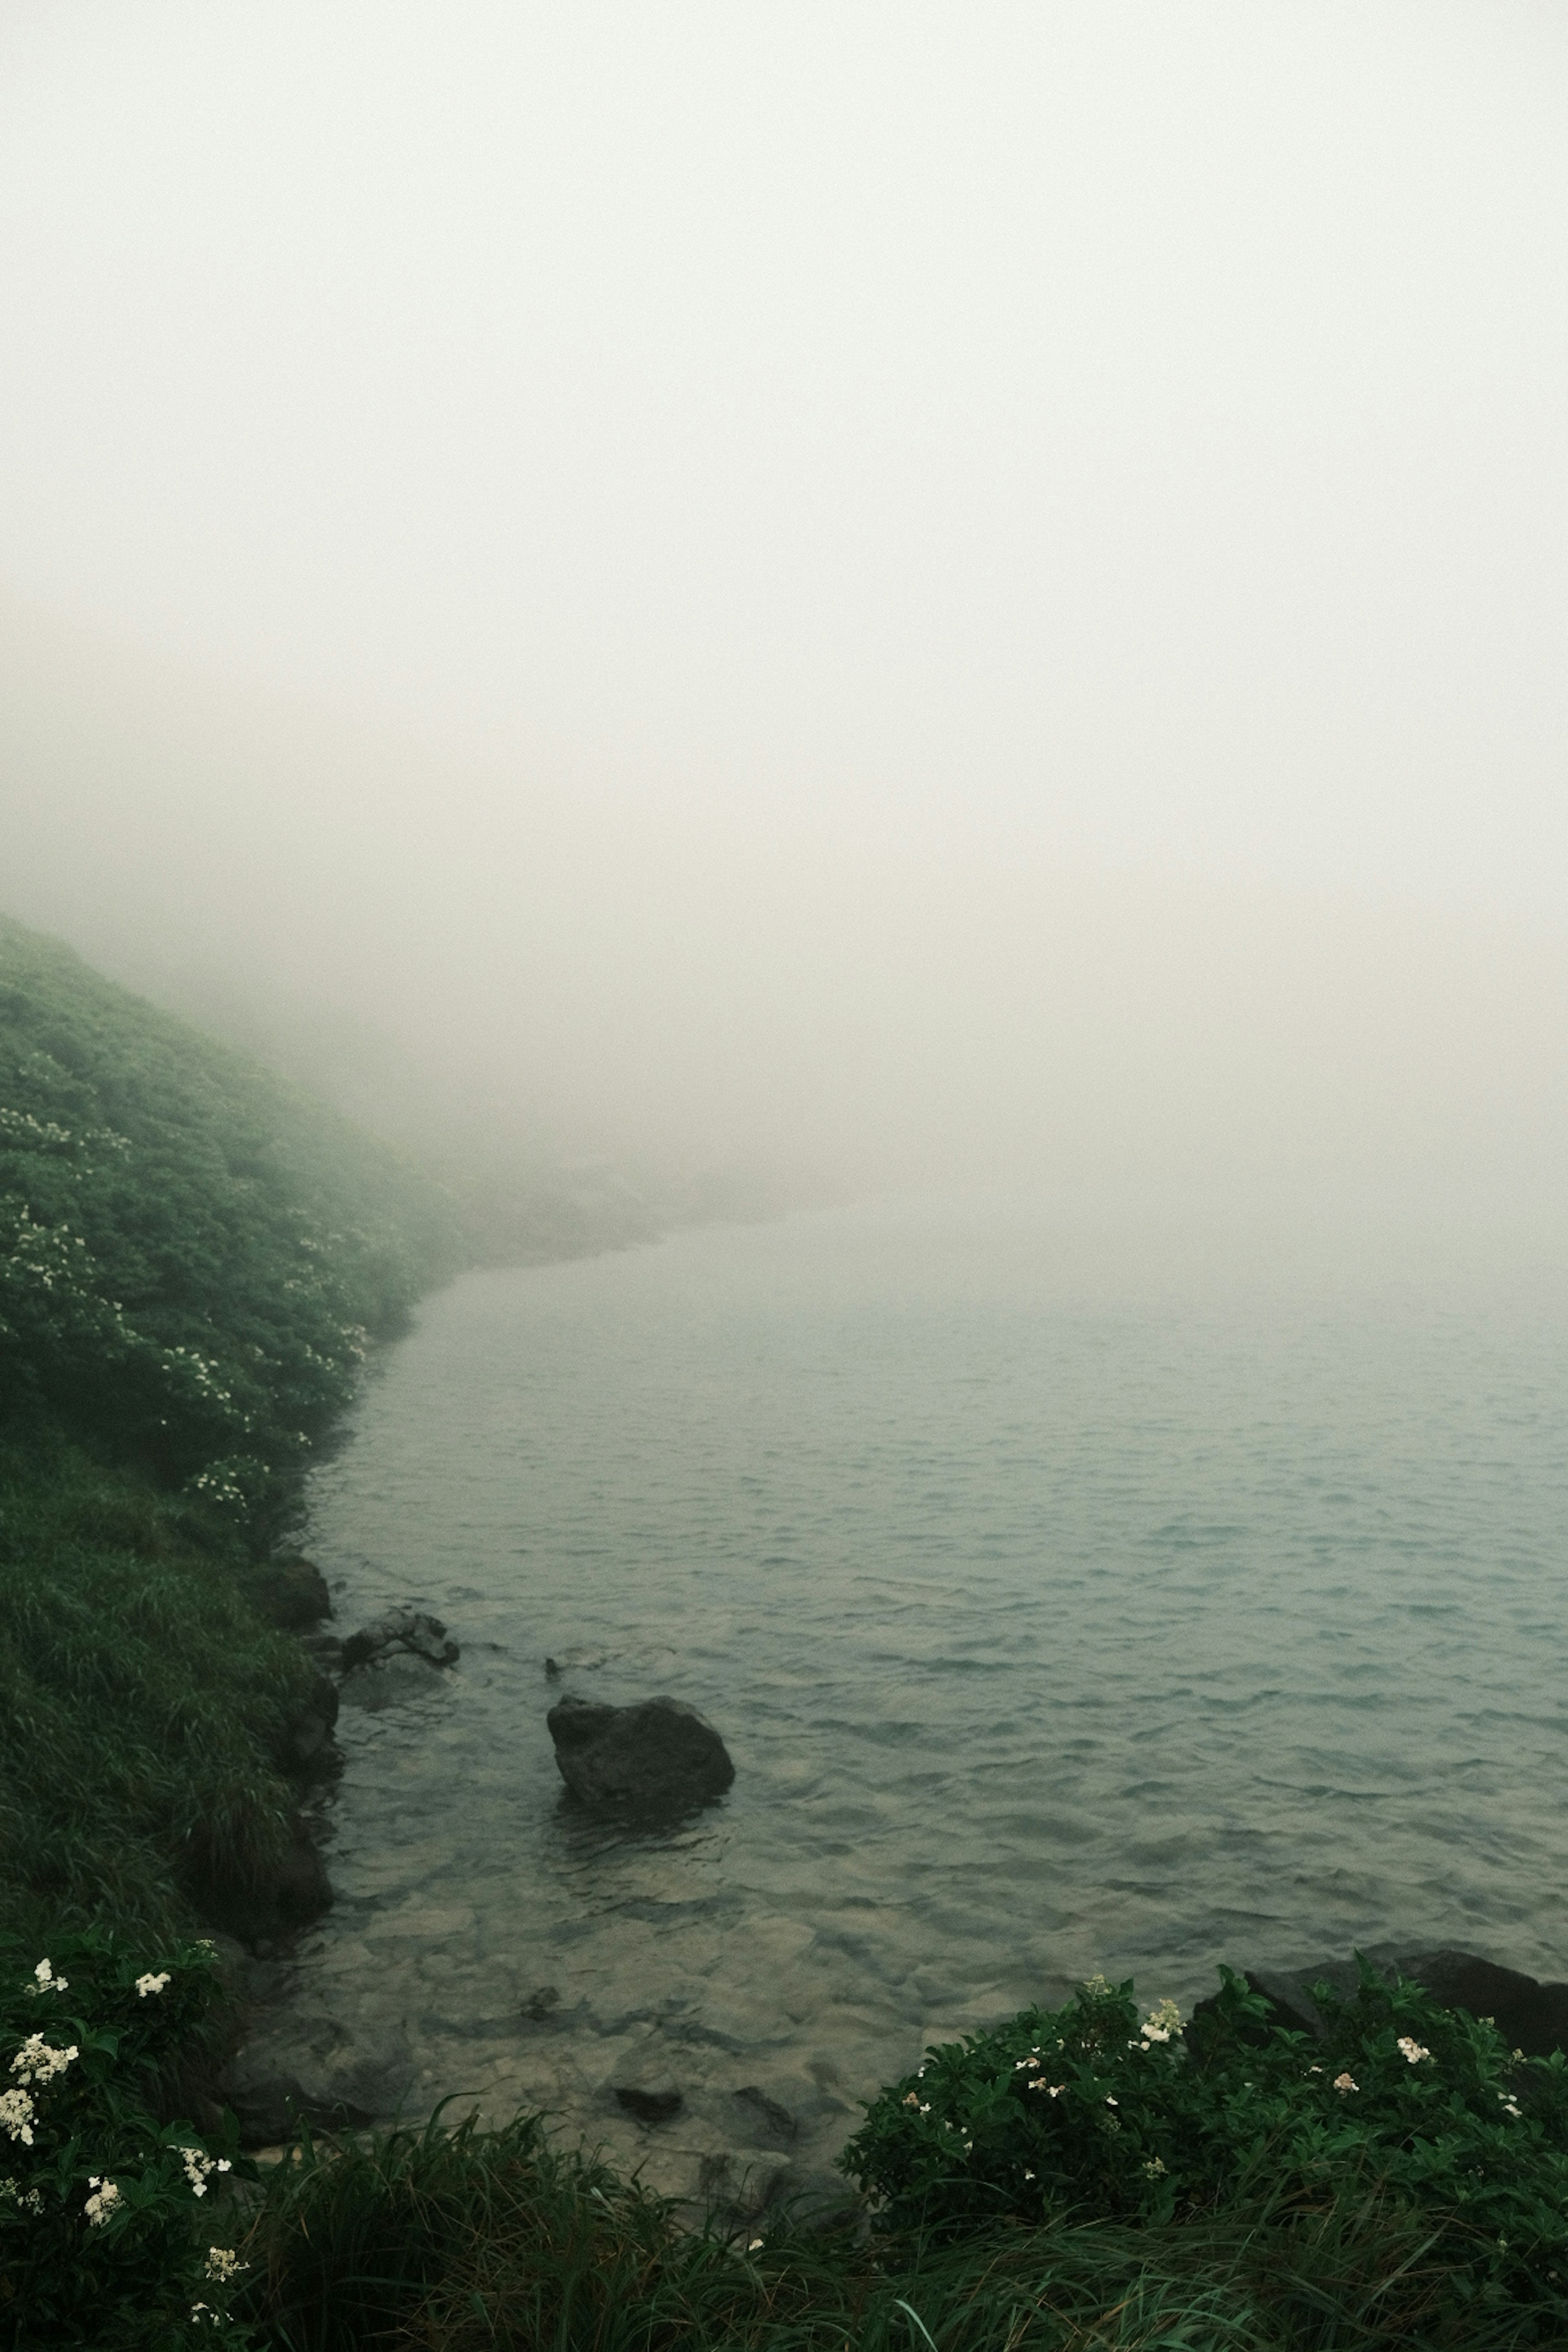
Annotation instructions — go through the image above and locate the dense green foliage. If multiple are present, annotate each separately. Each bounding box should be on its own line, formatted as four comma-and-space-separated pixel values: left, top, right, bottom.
842, 1965, 1568, 2334
0, 913, 461, 1949
232, 2076, 1552, 2351
0, 1933, 254, 2350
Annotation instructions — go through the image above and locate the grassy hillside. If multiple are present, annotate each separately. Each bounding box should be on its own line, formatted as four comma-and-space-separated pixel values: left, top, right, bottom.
0, 913, 463, 1949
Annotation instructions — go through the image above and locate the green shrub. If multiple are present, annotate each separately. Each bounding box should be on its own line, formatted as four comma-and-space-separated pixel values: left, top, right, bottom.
842, 1963, 1568, 2321
0, 1932, 254, 2350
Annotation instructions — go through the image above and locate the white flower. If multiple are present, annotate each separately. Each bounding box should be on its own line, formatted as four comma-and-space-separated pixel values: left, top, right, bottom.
1105, 2095, 1118, 2107
0, 2090, 36, 2146
1333, 2073, 1359, 2094
179, 2147, 232, 2198
203, 2247, 245, 2283
85, 2178, 121, 2227
1022, 2168, 1035, 2180
1396, 2036, 1430, 2065
136, 1972, 172, 1999
31, 1960, 68, 1995
10, 2035, 78, 2086
1143, 2156, 1167, 2177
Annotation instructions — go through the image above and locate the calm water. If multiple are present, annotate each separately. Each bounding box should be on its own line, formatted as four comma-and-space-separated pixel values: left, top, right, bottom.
278, 1199, 1568, 2203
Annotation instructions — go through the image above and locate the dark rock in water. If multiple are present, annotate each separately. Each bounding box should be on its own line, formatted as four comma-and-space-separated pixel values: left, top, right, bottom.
547, 1694, 735, 1812
340, 1606, 459, 1674
249, 1556, 332, 1631
613, 2074, 683, 2123
545, 1656, 561, 1679
1192, 1947, 1568, 2059
521, 1984, 561, 2021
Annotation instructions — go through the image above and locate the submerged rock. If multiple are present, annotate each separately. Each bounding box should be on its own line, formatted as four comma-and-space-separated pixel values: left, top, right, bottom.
225, 2011, 414, 2146
546, 1694, 735, 1813
340, 1649, 448, 1710
613, 2073, 684, 2123
1193, 1946, 1568, 2058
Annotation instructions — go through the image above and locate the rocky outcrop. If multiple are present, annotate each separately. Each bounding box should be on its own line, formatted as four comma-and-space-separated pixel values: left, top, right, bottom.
547, 1694, 735, 1813
1192, 1945, 1568, 2058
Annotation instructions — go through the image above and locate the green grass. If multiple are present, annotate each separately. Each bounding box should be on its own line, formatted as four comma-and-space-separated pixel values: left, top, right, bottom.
0, 1432, 318, 1952
234, 2108, 1543, 2352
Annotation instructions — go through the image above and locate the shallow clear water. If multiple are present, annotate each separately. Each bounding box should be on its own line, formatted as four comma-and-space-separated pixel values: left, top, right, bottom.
279, 1199, 1568, 2202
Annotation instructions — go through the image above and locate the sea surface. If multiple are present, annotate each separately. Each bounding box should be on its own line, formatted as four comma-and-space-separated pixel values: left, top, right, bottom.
274, 1197, 1568, 2207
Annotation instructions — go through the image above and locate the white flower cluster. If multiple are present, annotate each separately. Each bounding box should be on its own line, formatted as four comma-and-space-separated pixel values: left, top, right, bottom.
1396, 2035, 1431, 2065
85, 2177, 121, 2227
136, 1971, 171, 1998
180, 2146, 232, 2198
0, 2175, 44, 2214
30, 1959, 68, 1995
203, 2247, 245, 2283
1333, 2072, 1359, 2094
11, 2034, 78, 2087
1138, 1998, 1183, 2047
0, 2090, 36, 2146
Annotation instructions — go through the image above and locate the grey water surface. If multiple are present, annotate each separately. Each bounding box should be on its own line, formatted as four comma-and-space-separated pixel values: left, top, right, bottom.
279, 1198, 1568, 2205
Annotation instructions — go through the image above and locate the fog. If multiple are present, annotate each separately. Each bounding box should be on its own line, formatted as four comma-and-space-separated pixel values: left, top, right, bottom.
2, 4, 1566, 1225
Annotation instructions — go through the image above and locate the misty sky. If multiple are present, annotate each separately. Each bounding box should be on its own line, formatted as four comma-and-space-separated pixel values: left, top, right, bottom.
2, 4, 1566, 1201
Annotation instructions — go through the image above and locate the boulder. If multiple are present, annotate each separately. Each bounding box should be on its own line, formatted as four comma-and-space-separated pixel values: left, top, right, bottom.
1192, 1946, 1568, 2058
546, 1694, 735, 1813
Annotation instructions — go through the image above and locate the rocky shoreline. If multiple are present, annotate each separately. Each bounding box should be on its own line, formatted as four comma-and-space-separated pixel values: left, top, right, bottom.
212, 1560, 1568, 2229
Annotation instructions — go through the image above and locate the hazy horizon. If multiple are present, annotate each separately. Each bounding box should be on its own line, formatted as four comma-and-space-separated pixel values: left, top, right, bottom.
3, 4, 1565, 1223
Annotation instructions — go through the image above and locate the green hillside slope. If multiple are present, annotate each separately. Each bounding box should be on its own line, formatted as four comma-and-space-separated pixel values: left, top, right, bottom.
0, 913, 463, 1947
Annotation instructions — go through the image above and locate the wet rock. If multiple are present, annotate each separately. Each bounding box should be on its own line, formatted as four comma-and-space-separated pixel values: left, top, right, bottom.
521, 1984, 561, 2021
613, 2072, 684, 2122
276, 1673, 341, 1778
249, 1556, 332, 1631
340, 1607, 459, 1674
547, 1694, 734, 1813
1192, 1946, 1568, 2059
340, 1649, 448, 1709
